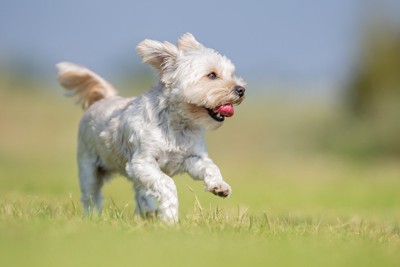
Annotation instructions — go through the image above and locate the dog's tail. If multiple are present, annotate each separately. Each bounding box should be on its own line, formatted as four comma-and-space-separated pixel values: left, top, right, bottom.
56, 62, 117, 110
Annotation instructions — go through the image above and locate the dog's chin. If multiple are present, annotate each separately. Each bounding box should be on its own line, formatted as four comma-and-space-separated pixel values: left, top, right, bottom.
204, 116, 224, 130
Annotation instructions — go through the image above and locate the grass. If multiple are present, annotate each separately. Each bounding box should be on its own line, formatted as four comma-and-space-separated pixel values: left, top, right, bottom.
0, 87, 399, 266
1, 198, 399, 267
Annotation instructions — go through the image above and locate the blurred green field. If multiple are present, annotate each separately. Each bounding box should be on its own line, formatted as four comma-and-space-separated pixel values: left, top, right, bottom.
0, 87, 399, 267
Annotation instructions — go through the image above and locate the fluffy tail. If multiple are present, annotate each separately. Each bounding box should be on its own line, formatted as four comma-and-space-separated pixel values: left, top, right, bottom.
56, 62, 117, 109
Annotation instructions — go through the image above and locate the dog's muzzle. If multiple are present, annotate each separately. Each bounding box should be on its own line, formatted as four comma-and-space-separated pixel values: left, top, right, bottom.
206, 86, 245, 122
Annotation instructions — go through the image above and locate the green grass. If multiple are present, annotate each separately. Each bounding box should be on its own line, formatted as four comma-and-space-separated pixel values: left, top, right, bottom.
0, 88, 399, 267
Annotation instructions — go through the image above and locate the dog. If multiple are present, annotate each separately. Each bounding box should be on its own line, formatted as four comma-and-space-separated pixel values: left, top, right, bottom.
57, 33, 246, 223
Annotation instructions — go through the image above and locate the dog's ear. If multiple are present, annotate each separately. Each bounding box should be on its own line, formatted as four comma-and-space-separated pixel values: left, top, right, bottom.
177, 33, 203, 51
136, 39, 178, 71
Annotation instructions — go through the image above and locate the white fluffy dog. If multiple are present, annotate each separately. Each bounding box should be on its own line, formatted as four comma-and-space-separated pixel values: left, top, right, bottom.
57, 33, 246, 223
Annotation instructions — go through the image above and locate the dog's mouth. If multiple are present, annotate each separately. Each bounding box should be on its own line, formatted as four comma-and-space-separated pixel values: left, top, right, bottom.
206, 103, 234, 122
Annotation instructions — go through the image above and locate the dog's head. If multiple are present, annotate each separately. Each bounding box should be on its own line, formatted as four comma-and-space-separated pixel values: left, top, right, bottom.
136, 33, 246, 129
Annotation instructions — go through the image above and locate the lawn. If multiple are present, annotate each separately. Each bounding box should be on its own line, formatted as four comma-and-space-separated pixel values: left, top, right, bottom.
0, 87, 399, 267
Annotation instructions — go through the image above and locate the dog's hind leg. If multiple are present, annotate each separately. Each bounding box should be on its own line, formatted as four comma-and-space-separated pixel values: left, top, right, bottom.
77, 154, 106, 215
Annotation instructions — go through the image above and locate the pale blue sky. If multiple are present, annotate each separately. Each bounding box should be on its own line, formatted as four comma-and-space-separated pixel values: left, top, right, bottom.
0, 0, 399, 88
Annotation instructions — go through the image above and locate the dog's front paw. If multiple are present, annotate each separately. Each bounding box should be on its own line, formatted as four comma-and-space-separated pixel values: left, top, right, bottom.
209, 182, 232, 198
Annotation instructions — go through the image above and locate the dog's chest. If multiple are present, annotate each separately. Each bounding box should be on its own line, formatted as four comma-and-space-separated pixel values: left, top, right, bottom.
156, 149, 186, 176
155, 134, 195, 176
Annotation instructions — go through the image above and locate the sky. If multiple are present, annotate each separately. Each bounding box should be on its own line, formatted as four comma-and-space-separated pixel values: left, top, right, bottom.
0, 0, 399, 90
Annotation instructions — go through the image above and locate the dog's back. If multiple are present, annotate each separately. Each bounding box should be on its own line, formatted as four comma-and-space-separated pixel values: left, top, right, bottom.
57, 62, 134, 175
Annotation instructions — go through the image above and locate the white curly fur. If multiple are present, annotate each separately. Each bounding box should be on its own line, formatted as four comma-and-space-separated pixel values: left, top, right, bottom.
57, 33, 246, 223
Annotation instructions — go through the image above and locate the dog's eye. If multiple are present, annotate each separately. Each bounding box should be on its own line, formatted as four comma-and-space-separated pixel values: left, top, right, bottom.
207, 72, 218, 80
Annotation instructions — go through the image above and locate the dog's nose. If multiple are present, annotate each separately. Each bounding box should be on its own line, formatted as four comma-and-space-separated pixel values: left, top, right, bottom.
234, 86, 246, 97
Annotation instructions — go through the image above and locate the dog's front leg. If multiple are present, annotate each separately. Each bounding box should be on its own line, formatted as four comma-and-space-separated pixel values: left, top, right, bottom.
126, 158, 178, 223
185, 155, 232, 198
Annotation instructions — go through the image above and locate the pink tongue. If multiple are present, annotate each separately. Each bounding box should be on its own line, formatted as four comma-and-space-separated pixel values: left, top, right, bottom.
213, 103, 234, 117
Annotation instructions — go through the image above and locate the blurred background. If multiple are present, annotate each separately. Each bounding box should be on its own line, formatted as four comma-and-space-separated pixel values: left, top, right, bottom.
1, 0, 400, 217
